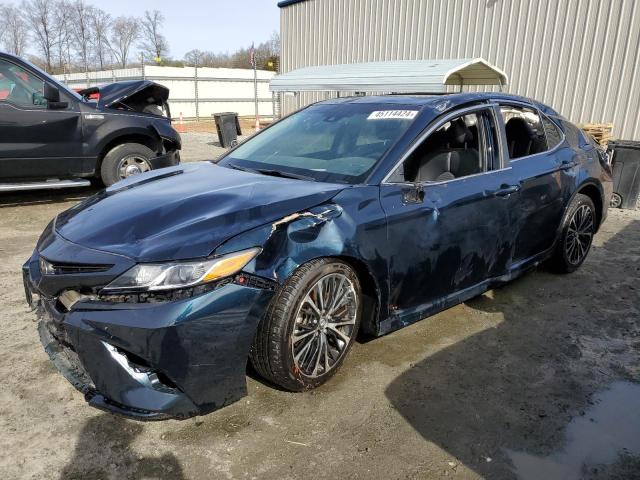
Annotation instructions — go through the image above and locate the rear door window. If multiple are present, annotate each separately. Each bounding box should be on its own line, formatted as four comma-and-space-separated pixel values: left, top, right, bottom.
500, 105, 547, 159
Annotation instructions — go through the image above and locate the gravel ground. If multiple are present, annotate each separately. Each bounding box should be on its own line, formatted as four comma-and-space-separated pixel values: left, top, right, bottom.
179, 132, 250, 163
0, 136, 638, 479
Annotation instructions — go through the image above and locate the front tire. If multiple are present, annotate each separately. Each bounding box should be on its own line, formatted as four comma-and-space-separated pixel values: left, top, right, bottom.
100, 143, 154, 186
250, 258, 362, 391
548, 193, 596, 273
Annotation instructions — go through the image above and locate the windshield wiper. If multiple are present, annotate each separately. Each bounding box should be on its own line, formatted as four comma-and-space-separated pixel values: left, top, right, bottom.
227, 163, 314, 181
226, 164, 258, 174
251, 168, 315, 181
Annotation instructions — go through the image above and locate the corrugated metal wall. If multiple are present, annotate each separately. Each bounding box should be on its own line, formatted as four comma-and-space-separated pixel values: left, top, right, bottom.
280, 0, 640, 140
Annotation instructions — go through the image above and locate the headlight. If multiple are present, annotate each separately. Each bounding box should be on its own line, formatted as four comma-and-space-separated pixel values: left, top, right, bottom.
103, 248, 260, 292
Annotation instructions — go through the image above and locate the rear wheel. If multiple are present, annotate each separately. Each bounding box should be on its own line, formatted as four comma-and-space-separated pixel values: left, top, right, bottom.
548, 193, 596, 273
250, 258, 361, 391
100, 143, 154, 186
610, 192, 622, 208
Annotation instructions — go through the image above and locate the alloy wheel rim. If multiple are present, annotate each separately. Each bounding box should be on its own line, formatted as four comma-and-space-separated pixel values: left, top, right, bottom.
565, 204, 594, 265
610, 193, 622, 209
118, 155, 151, 179
291, 273, 358, 378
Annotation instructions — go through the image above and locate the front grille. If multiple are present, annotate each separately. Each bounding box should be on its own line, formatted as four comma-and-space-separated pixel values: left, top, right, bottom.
52, 263, 112, 274
98, 279, 227, 304
40, 256, 113, 275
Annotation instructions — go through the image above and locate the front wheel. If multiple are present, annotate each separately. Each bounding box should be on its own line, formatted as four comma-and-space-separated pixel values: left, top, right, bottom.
100, 143, 154, 186
548, 193, 596, 273
250, 259, 362, 391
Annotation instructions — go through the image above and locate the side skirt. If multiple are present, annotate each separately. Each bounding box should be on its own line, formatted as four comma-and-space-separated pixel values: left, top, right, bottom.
377, 247, 554, 336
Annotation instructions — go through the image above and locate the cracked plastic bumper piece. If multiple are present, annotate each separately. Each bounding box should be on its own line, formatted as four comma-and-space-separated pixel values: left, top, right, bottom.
32, 278, 274, 420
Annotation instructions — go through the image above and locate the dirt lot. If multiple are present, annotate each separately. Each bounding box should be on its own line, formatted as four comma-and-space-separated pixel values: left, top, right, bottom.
172, 118, 273, 135
178, 131, 239, 163
0, 139, 638, 479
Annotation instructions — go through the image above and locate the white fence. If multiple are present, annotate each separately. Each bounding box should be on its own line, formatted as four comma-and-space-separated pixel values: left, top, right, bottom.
54, 65, 277, 119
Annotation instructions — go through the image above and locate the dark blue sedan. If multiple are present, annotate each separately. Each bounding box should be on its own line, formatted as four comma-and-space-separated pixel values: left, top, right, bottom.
25, 92, 613, 420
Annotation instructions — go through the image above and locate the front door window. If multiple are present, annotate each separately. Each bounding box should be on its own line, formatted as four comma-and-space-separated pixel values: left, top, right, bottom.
0, 59, 47, 108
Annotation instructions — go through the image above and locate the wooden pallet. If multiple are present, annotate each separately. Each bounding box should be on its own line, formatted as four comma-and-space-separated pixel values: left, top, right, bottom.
579, 122, 614, 146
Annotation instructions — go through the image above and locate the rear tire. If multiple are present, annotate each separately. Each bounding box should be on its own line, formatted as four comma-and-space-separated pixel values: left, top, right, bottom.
100, 143, 154, 186
610, 192, 622, 208
548, 193, 596, 273
250, 258, 362, 391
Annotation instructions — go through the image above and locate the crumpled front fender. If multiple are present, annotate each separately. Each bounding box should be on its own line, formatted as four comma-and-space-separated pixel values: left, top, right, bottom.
217, 186, 390, 335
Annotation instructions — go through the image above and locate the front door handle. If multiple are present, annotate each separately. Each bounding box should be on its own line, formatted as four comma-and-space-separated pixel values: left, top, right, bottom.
560, 160, 579, 170
493, 185, 521, 197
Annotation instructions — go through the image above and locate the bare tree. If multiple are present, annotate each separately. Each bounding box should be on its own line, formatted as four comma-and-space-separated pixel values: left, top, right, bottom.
22, 0, 58, 72
0, 4, 29, 56
69, 0, 93, 73
182, 34, 281, 71
268, 31, 280, 58
90, 7, 111, 70
53, 0, 73, 72
0, 3, 4, 48
139, 9, 168, 62
184, 49, 204, 66
109, 16, 138, 68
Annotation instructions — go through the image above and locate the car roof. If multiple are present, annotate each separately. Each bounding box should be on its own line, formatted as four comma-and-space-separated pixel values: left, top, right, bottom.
316, 92, 560, 117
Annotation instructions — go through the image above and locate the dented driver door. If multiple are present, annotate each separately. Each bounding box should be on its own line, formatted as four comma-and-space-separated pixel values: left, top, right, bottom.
378, 106, 519, 328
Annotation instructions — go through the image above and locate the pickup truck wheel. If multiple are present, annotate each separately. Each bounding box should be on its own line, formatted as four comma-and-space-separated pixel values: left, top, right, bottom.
250, 259, 362, 392
100, 143, 154, 186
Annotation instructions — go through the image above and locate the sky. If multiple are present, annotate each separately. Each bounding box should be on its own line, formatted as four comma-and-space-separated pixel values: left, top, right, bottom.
98, 0, 281, 58
18, 0, 282, 59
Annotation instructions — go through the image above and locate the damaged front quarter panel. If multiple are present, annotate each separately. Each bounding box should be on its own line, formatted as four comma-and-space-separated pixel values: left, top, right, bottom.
216, 187, 390, 336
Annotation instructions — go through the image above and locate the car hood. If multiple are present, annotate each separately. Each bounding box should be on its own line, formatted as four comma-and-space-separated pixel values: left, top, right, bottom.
54, 162, 347, 262
80, 80, 169, 108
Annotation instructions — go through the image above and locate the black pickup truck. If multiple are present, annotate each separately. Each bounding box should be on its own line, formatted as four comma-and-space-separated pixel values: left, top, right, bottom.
0, 52, 181, 191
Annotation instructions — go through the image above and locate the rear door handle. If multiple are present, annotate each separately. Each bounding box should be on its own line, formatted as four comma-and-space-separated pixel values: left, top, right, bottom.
493, 185, 521, 197
560, 160, 578, 170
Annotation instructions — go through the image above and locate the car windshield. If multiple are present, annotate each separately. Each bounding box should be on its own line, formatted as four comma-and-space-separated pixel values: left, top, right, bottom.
219, 103, 419, 184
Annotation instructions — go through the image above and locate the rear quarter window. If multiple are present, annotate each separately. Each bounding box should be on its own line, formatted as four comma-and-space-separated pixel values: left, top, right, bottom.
541, 115, 563, 149
561, 121, 581, 148
561, 121, 592, 149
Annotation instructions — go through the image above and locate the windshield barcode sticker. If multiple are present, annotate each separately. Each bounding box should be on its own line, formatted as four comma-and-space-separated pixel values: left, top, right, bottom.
368, 110, 418, 120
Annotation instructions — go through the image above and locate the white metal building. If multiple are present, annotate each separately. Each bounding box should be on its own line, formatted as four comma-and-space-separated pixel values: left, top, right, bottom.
55, 65, 276, 119
277, 0, 640, 140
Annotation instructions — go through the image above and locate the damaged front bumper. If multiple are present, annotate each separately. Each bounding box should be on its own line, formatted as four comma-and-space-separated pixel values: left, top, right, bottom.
24, 252, 274, 421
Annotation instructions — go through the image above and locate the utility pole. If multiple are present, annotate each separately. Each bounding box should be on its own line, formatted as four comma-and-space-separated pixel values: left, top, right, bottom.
195, 58, 200, 120
251, 43, 259, 132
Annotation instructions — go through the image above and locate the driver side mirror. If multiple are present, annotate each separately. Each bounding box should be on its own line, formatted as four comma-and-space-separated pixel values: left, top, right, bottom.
43, 83, 68, 109
43, 83, 59, 102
